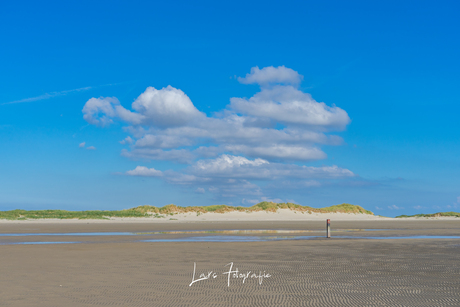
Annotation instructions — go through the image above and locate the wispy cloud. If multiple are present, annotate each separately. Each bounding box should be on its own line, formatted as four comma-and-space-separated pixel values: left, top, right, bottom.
78, 142, 96, 150
2, 86, 93, 105
2, 82, 125, 105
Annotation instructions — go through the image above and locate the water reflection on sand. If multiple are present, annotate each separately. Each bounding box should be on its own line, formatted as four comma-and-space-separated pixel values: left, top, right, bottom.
1, 229, 460, 245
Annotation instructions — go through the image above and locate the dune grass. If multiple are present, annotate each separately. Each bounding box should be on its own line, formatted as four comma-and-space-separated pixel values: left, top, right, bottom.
0, 202, 373, 220
130, 202, 372, 214
396, 212, 460, 218
0, 209, 149, 220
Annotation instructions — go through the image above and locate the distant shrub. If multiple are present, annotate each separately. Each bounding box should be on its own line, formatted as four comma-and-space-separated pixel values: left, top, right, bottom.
396, 212, 460, 218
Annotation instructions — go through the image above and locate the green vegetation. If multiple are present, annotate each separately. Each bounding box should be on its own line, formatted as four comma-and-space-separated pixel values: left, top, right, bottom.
0, 209, 148, 220
396, 212, 460, 218
250, 201, 307, 212
0, 202, 374, 220
320, 203, 374, 214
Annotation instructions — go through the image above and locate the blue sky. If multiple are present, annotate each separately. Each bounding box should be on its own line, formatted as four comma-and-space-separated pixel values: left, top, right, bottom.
1, 0, 459, 217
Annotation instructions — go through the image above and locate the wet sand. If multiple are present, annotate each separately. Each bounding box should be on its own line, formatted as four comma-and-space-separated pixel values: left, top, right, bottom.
0, 220, 459, 306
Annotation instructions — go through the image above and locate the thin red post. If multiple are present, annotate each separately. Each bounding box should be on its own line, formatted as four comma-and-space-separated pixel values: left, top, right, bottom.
326, 219, 331, 238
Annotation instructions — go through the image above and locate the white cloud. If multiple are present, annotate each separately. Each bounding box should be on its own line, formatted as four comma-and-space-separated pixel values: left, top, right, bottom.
388, 205, 403, 210
457, 196, 460, 204
375, 206, 383, 210
83, 66, 357, 200
224, 144, 327, 161
192, 155, 269, 177
79, 142, 86, 148
82, 86, 203, 128
134, 134, 193, 149
86, 146, 96, 150
130, 154, 355, 200
188, 155, 354, 180
82, 97, 121, 126
230, 86, 350, 130
152, 126, 335, 157
160, 169, 262, 198
237, 66, 302, 85
83, 67, 349, 163
126, 166, 163, 177
130, 86, 204, 127
119, 136, 134, 145
119, 123, 340, 162
413, 205, 424, 210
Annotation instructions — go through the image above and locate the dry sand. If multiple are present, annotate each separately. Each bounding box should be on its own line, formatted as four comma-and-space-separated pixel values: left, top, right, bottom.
0, 219, 459, 306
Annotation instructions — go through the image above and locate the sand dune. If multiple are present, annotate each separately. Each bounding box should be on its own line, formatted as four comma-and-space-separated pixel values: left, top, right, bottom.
0, 209, 388, 223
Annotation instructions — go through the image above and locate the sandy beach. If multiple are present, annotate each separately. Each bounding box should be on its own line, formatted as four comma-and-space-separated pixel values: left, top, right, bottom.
0, 210, 428, 224
0, 218, 459, 306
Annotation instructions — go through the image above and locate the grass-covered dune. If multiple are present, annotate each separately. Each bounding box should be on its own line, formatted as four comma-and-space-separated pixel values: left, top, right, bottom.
0, 202, 373, 220
0, 209, 148, 220
131, 202, 373, 215
396, 212, 460, 218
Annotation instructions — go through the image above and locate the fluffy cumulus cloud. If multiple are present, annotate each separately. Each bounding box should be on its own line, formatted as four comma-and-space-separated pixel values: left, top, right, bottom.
237, 66, 303, 85
82, 97, 123, 126
82, 86, 202, 128
130, 86, 204, 127
192, 155, 269, 177
230, 86, 350, 130
83, 66, 356, 201
126, 166, 163, 177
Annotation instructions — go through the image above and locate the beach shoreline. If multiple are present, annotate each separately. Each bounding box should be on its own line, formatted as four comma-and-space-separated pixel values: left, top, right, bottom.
0, 209, 458, 224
